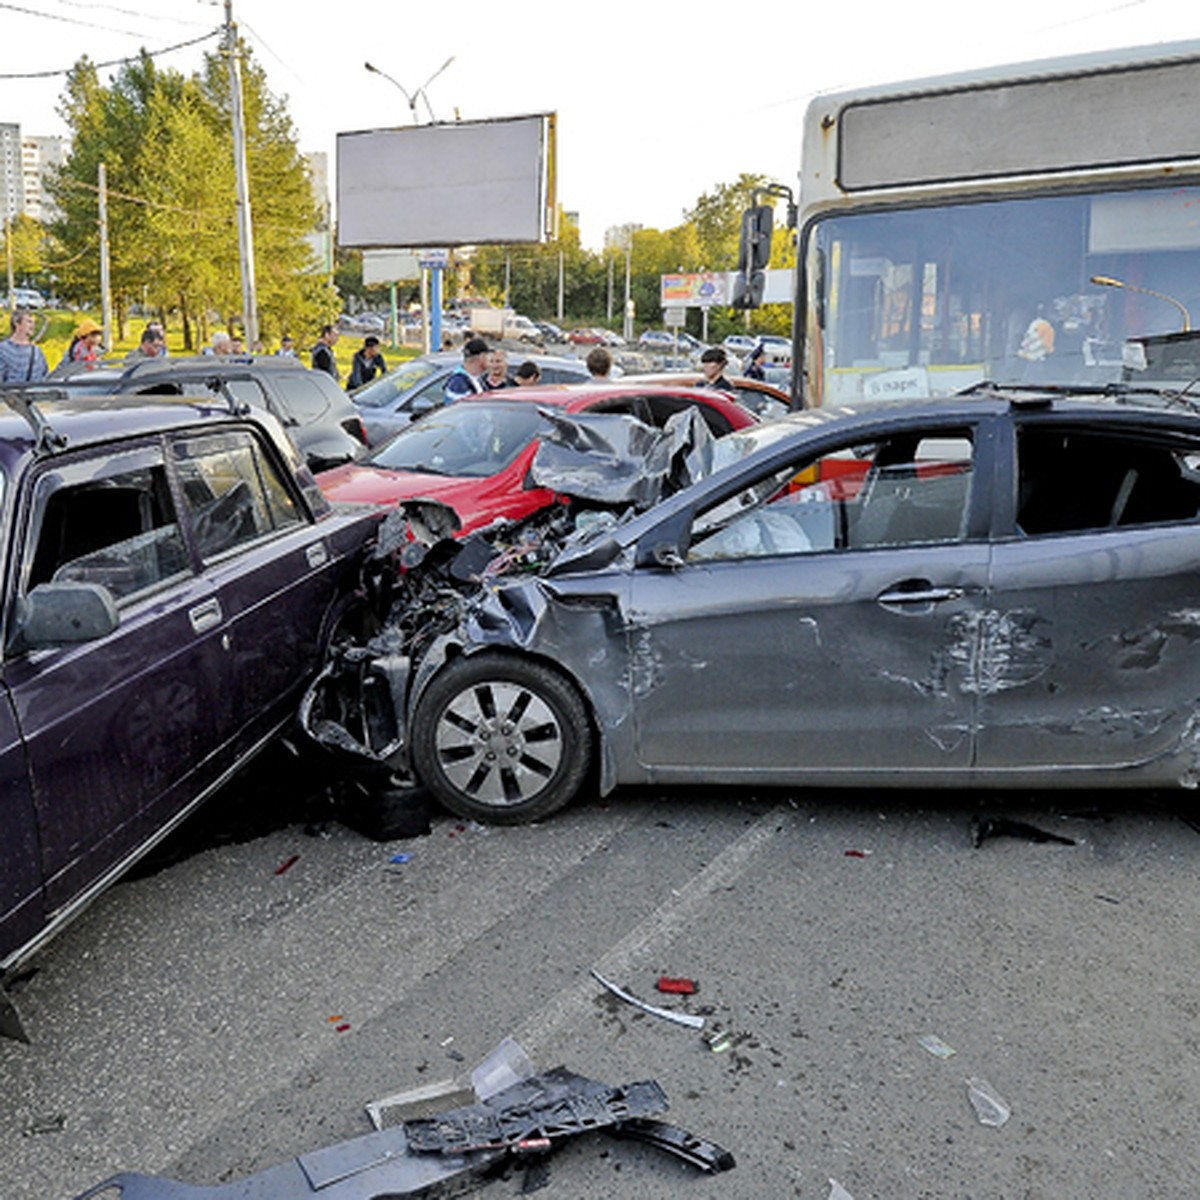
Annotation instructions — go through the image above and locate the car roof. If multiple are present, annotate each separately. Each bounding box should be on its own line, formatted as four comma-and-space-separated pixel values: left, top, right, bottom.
0, 390, 279, 471
446, 380, 755, 415
624, 372, 788, 397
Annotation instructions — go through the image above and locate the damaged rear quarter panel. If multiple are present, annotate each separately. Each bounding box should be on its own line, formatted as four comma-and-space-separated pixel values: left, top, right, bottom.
979, 524, 1200, 780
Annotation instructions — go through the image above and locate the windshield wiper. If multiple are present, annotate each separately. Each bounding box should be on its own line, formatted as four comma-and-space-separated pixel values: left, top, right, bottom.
957, 379, 1200, 413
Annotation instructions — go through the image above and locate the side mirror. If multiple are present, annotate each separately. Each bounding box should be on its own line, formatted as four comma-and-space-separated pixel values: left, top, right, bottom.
634, 509, 693, 569
738, 204, 774, 274
410, 396, 437, 417
11, 581, 119, 652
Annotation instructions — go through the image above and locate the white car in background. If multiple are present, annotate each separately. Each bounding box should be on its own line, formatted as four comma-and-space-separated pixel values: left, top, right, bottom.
7, 288, 46, 309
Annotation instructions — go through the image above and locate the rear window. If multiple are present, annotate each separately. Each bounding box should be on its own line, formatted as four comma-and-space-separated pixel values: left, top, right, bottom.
367, 402, 548, 477
355, 359, 443, 408
275, 373, 334, 423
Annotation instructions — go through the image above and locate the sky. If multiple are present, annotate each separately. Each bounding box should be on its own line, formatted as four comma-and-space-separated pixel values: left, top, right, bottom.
1, 0, 1197, 250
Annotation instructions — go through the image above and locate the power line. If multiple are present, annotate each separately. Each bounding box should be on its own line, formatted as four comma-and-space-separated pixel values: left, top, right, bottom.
0, 27, 219, 80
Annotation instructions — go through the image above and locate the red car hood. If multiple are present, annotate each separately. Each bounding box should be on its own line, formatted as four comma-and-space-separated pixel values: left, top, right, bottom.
318, 458, 552, 534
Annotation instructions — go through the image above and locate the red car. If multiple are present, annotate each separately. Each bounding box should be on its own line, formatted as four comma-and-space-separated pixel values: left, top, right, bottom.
567, 327, 607, 345
317, 382, 757, 532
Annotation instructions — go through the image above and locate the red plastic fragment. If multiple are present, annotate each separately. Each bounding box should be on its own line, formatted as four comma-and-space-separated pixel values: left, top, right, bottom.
274, 854, 300, 875
844, 849, 870, 858
656, 976, 698, 995
335, 1023, 351, 1033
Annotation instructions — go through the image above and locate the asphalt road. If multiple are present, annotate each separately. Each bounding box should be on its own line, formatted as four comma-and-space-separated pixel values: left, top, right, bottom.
4, 766, 1200, 1199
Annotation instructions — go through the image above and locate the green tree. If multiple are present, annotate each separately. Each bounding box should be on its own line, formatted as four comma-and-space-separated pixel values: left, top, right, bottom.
48, 44, 330, 349
1, 214, 50, 286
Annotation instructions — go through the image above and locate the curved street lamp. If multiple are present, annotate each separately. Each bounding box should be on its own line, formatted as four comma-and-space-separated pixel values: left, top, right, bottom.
364, 57, 455, 124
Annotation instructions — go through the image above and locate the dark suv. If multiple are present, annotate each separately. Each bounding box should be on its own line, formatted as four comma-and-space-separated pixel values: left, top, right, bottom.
49, 356, 369, 473
0, 389, 382, 1002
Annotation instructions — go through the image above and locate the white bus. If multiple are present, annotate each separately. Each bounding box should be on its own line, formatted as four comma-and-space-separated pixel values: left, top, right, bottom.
747, 40, 1200, 407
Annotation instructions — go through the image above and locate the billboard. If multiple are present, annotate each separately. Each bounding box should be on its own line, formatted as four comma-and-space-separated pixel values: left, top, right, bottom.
337, 113, 556, 248
661, 273, 730, 306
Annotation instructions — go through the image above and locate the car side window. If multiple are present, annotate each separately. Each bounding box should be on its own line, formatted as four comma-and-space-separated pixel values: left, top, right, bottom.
25, 446, 189, 604
1016, 425, 1200, 535
278, 374, 334, 423
172, 430, 302, 561
689, 429, 975, 562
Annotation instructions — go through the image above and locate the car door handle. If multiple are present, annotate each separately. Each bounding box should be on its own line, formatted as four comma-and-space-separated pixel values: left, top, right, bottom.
878, 581, 965, 607
188, 597, 223, 634
306, 541, 329, 569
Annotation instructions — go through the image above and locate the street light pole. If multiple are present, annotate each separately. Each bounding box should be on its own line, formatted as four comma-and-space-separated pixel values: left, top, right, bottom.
364, 58, 455, 124
364, 57, 456, 353
225, 0, 258, 347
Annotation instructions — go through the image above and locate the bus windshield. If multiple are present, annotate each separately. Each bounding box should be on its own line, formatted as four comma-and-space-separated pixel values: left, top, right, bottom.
805, 182, 1200, 407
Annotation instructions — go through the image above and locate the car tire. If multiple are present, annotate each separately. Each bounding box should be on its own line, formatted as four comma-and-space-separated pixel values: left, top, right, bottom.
411, 653, 592, 825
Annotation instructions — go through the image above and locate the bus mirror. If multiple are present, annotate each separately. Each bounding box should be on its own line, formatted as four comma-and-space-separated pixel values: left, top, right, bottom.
731, 271, 766, 310
738, 205, 774, 273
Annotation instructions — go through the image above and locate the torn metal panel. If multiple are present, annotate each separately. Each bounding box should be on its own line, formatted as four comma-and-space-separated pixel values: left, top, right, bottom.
611, 1119, 737, 1173
404, 1068, 668, 1153
529, 407, 716, 509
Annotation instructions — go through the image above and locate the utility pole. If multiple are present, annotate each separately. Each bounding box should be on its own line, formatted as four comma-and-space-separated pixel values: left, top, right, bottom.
98, 163, 112, 346
4, 217, 13, 313
224, 0, 258, 347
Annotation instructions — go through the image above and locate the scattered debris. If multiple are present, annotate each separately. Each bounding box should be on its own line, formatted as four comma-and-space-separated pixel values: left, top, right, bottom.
843, 848, 872, 859
917, 1033, 957, 1059
24, 1112, 65, 1136
273, 854, 300, 876
327, 1015, 351, 1033
591, 968, 705, 1030
470, 1037, 536, 1101
389, 853, 413, 865
655, 976, 697, 995
972, 817, 1076, 848
71, 1060, 734, 1199
965, 1075, 1011, 1127
706, 1030, 733, 1054
1095, 894, 1122, 905
828, 1180, 856, 1200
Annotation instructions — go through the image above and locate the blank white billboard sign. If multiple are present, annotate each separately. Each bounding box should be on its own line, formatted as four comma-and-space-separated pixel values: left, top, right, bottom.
337, 114, 555, 248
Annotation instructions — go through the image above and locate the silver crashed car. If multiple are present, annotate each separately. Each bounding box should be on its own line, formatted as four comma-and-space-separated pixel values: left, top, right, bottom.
309, 386, 1200, 824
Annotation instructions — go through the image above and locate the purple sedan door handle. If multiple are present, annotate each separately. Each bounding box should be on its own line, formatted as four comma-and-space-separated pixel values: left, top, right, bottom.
188, 597, 223, 634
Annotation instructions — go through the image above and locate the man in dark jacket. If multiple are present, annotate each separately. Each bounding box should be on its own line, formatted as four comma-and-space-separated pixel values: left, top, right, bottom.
347, 335, 388, 389
698, 346, 734, 392
311, 324, 340, 381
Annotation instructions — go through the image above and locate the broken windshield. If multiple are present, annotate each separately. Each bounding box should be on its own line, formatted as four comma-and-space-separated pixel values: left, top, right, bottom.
806, 182, 1200, 408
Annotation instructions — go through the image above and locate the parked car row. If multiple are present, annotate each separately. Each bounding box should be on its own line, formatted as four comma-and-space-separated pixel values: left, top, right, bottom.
348, 352, 592, 445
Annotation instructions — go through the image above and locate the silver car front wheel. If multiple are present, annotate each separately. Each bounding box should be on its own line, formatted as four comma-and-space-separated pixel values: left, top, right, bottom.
412, 654, 592, 824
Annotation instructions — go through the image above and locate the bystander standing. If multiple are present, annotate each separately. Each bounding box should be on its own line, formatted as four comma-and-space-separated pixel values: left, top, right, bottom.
58, 319, 105, 372
585, 346, 613, 380
123, 325, 167, 365
312, 325, 340, 381
482, 347, 516, 390
444, 337, 490, 401
347, 335, 388, 389
0, 309, 49, 383
514, 360, 542, 386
